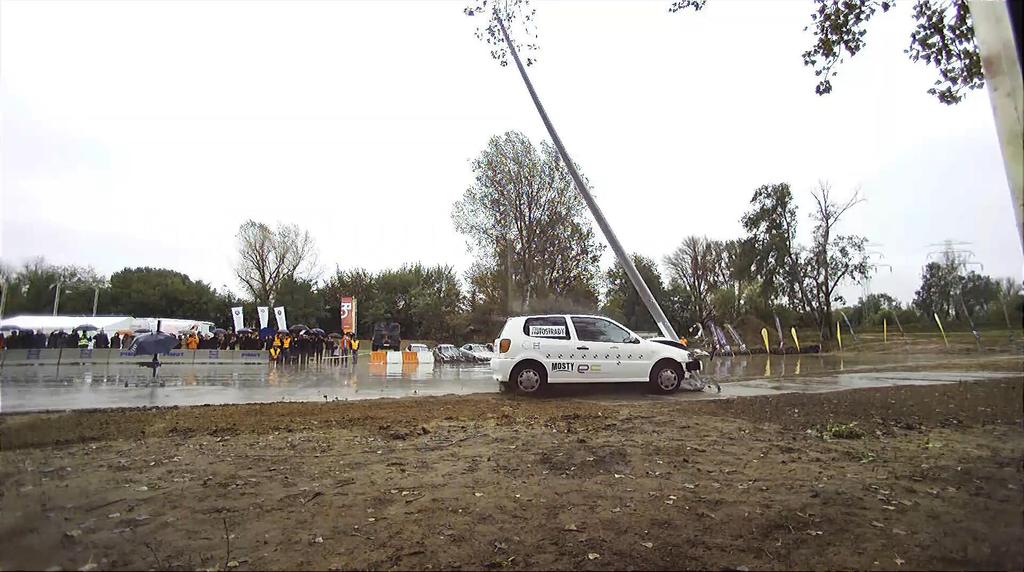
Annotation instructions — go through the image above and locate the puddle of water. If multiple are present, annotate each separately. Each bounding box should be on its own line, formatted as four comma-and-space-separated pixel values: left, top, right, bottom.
0, 362, 496, 413
1, 353, 1019, 413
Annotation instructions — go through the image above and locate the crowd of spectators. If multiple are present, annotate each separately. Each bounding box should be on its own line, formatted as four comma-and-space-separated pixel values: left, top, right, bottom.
0, 327, 361, 366
0, 329, 125, 350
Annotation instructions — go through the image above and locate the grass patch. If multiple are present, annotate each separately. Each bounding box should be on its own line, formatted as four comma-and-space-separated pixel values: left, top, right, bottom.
812, 421, 866, 440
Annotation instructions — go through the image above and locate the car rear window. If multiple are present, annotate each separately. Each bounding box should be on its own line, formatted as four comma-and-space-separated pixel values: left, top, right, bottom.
523, 316, 570, 340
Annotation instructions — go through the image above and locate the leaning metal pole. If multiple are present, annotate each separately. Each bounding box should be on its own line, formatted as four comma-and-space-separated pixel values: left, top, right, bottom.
970, 0, 1023, 255
495, 15, 679, 340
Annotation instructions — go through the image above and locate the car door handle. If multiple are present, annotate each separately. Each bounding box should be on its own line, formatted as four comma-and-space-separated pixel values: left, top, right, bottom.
577, 346, 589, 350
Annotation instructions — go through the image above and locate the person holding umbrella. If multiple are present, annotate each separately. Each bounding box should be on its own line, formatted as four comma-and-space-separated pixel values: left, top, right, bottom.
129, 320, 179, 379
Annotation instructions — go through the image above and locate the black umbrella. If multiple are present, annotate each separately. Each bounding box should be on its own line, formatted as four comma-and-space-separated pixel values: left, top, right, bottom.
134, 328, 152, 334
310, 328, 325, 335
328, 332, 344, 339
213, 328, 227, 335
237, 328, 253, 334
278, 328, 290, 334
75, 324, 99, 332
130, 331, 178, 355
289, 324, 309, 332
0, 325, 20, 331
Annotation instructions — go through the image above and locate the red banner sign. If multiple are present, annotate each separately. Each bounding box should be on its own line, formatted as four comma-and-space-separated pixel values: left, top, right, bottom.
340, 296, 357, 335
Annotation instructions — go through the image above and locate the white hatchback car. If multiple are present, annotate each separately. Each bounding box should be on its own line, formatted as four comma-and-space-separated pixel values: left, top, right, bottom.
491, 315, 704, 394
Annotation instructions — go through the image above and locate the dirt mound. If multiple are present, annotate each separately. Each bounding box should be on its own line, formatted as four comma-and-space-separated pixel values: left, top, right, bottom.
1, 378, 1021, 570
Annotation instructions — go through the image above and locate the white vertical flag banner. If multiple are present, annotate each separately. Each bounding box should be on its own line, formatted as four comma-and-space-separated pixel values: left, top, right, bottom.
231, 307, 244, 332
274, 306, 287, 330
257, 306, 270, 329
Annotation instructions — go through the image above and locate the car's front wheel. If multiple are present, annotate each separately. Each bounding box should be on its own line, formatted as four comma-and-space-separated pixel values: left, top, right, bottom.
510, 361, 547, 395
649, 360, 682, 393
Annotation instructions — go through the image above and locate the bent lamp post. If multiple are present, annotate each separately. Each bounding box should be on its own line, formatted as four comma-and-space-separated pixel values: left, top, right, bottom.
495, 14, 679, 341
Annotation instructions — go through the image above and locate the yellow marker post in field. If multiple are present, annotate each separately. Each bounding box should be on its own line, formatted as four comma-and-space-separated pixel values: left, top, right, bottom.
790, 327, 800, 352
836, 321, 843, 351
761, 328, 770, 353
884, 318, 888, 343
934, 312, 949, 348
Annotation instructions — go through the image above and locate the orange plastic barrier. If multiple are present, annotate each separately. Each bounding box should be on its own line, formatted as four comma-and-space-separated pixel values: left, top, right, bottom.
369, 350, 387, 364
401, 351, 418, 364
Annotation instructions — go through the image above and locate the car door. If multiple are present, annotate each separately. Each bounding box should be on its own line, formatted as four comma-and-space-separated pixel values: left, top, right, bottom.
521, 316, 577, 382
569, 317, 643, 382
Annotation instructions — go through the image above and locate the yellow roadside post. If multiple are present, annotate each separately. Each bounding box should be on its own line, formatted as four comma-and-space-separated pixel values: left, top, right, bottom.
761, 328, 770, 354
790, 327, 800, 352
934, 313, 949, 348
884, 318, 888, 343
836, 321, 843, 351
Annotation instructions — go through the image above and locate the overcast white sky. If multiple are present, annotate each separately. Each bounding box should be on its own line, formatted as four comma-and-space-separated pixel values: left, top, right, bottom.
2, 0, 1021, 306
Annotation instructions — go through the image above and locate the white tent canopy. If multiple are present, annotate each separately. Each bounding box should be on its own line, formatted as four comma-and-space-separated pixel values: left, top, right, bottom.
0, 315, 134, 335
130, 317, 214, 335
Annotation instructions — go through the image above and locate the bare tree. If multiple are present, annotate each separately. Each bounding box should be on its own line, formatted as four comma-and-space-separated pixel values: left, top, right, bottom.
234, 221, 319, 306
804, 182, 870, 339
664, 236, 725, 324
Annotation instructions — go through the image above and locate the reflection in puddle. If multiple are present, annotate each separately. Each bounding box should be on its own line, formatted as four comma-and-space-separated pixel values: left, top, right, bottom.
0, 353, 1018, 413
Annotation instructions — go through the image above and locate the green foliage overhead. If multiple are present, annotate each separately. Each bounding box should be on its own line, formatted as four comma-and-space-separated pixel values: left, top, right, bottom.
475, 0, 986, 105
464, 0, 539, 67
676, 0, 984, 104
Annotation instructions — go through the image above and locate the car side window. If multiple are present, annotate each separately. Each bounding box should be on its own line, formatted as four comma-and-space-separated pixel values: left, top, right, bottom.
571, 317, 633, 344
523, 316, 570, 340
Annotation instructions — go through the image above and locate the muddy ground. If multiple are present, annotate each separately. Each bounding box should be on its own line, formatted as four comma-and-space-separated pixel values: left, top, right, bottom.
1, 376, 1022, 571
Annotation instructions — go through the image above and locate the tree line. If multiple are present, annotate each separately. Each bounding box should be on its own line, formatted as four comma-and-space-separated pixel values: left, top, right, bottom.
3, 131, 1020, 344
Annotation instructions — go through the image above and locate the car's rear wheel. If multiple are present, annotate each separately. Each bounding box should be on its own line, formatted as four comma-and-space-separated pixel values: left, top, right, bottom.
649, 360, 682, 393
511, 361, 546, 395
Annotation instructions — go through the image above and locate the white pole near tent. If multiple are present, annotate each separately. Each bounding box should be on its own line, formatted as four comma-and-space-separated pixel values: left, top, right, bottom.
494, 13, 679, 341
0, 280, 8, 321
51, 281, 62, 316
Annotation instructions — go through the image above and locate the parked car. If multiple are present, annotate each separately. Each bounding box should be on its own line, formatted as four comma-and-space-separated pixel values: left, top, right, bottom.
433, 344, 464, 363
491, 315, 705, 394
407, 343, 429, 353
460, 343, 494, 362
